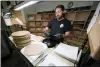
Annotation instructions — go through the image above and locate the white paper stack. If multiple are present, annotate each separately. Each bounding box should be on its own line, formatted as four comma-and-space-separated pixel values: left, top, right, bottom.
54, 43, 79, 63
38, 53, 74, 66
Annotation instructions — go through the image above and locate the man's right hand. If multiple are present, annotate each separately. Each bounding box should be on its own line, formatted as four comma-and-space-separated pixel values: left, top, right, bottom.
43, 27, 49, 32
44, 31, 51, 37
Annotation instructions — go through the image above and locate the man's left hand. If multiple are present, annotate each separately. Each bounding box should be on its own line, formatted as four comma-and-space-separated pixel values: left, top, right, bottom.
54, 33, 64, 39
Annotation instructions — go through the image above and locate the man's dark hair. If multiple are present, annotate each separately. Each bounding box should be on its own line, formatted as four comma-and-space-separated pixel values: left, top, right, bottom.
55, 5, 65, 11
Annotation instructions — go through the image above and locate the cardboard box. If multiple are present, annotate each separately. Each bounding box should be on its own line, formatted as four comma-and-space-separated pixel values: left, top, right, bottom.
36, 22, 41, 27
42, 14, 49, 20
42, 22, 48, 27
35, 28, 42, 32
49, 13, 55, 20
29, 28, 35, 33
29, 22, 35, 27
35, 14, 42, 20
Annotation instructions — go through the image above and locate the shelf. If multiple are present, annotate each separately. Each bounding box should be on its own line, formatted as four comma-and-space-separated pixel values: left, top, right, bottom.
49, 13, 55, 20
74, 11, 90, 21
34, 31, 43, 33
29, 26, 43, 28
30, 31, 43, 33
72, 30, 81, 35
42, 14, 50, 20
78, 36, 87, 39
28, 20, 50, 22
35, 14, 42, 20
73, 21, 85, 25
72, 35, 86, 39
71, 31, 87, 39
75, 10, 90, 12
66, 11, 76, 13
28, 25, 36, 28
29, 26, 46, 28
74, 23, 84, 25
35, 28, 43, 32
73, 20, 86, 22
73, 24, 83, 29
73, 27, 86, 31
29, 28, 35, 32
65, 12, 75, 21
41, 22, 48, 27
67, 39, 82, 45
67, 37, 86, 46
35, 22, 41, 27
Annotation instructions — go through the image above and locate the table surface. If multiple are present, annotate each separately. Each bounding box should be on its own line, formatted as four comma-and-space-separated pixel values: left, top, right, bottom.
9, 34, 58, 66
9, 34, 75, 66
21, 43, 57, 66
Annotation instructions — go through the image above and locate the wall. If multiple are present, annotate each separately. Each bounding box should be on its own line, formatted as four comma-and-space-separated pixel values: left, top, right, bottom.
22, 3, 36, 21
22, 1, 94, 21
35, 1, 93, 12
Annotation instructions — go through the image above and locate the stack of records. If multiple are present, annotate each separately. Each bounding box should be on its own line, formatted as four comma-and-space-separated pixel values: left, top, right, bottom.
12, 31, 31, 48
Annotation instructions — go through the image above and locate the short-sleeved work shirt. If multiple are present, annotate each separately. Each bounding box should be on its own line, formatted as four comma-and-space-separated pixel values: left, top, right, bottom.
47, 18, 72, 35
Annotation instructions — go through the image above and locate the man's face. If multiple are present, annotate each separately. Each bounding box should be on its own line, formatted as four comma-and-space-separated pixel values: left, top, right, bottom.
55, 8, 64, 19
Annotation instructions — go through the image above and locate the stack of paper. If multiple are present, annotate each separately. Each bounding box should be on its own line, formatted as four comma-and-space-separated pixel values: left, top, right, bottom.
54, 43, 79, 63
38, 53, 74, 66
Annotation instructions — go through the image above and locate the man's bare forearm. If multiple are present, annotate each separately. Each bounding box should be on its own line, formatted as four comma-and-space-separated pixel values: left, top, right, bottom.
64, 32, 71, 37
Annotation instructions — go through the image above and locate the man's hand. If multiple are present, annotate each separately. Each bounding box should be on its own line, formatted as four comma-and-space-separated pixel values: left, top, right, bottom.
43, 27, 49, 32
54, 33, 64, 39
44, 31, 51, 37
44, 27, 51, 37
